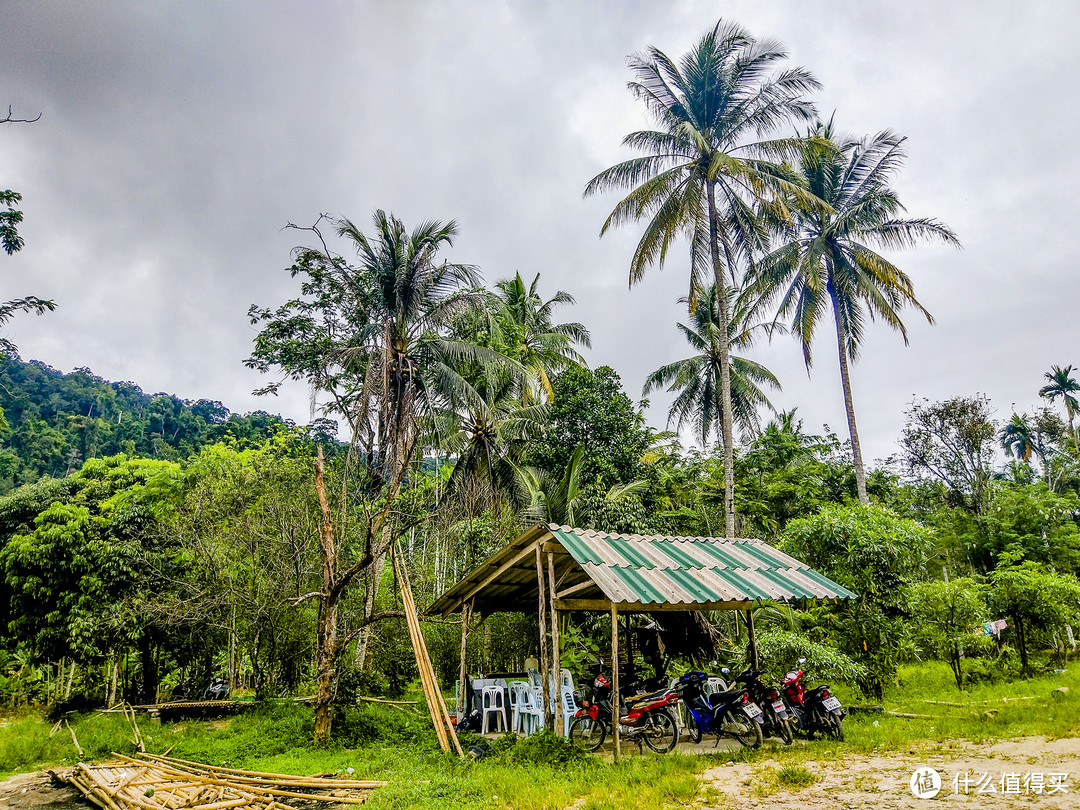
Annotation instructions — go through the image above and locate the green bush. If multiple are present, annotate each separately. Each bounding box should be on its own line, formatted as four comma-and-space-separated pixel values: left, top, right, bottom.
487, 730, 593, 767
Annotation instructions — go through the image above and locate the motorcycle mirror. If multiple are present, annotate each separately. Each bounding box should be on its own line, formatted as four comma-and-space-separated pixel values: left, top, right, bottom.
797, 657, 807, 665
720, 667, 731, 675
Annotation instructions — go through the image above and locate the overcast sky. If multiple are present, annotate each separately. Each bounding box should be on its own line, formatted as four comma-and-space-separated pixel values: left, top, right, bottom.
2, 1, 1078, 465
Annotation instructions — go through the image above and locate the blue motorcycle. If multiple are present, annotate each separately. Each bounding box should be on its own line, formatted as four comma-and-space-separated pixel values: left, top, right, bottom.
674, 671, 763, 748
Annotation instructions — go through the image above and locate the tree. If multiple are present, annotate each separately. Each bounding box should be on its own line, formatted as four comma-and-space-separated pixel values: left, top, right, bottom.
584, 20, 818, 538
781, 504, 933, 696
248, 210, 496, 740
900, 395, 997, 515
644, 283, 780, 447
908, 578, 988, 690
753, 119, 959, 503
1, 107, 56, 357
1000, 412, 1038, 463
1040, 364, 1080, 438
986, 562, 1080, 672
526, 365, 650, 489
491, 272, 590, 403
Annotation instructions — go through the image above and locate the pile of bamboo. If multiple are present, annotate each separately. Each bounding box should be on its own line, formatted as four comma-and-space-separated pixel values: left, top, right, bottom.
58, 752, 386, 810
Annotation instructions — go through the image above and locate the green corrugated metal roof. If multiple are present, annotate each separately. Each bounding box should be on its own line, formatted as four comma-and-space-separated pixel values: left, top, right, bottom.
553, 526, 857, 607
425, 523, 857, 616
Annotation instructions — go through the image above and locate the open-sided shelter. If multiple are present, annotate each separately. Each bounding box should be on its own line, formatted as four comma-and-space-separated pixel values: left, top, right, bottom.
427, 523, 856, 757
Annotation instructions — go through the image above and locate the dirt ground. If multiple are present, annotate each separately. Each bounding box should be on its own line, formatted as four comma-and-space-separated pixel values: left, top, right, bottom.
0, 772, 82, 810
701, 736, 1080, 809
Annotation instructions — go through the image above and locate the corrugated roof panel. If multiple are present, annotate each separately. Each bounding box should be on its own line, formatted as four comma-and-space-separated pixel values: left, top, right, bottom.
426, 524, 857, 616
653, 540, 706, 570
662, 566, 720, 602
695, 542, 751, 570
552, 527, 604, 565
605, 536, 655, 569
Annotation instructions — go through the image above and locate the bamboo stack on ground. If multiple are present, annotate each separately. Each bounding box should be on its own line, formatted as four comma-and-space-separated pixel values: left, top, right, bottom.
392, 541, 464, 758
57, 752, 387, 810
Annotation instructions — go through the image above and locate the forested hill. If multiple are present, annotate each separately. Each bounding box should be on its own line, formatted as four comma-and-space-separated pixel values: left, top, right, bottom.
0, 355, 319, 493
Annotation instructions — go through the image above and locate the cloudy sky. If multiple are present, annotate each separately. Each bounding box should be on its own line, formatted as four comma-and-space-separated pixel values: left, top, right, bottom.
2, 1, 1078, 465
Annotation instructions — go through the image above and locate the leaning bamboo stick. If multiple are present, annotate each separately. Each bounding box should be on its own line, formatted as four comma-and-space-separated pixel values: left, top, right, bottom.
393, 546, 451, 754
394, 543, 463, 757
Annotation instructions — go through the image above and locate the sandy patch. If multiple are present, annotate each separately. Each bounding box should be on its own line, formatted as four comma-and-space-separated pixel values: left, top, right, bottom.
701, 736, 1080, 809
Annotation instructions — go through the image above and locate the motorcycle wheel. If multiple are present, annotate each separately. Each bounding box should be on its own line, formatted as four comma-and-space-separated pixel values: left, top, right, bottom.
688, 721, 702, 744
643, 709, 679, 753
726, 712, 763, 749
825, 714, 845, 742
569, 715, 607, 752
774, 715, 794, 745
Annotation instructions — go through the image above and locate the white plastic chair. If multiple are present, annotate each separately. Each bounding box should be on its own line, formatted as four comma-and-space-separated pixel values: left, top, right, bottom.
530, 685, 546, 730
481, 685, 506, 733
559, 687, 580, 736
511, 682, 541, 734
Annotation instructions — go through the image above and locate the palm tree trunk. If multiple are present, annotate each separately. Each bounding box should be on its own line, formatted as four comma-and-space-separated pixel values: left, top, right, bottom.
832, 301, 869, 504
706, 180, 736, 539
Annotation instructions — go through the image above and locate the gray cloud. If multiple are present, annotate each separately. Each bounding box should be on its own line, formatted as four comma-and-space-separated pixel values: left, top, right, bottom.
2, 0, 1078, 461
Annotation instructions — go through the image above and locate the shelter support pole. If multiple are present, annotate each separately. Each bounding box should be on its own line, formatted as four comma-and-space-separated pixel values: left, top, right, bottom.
457, 598, 474, 717
611, 604, 620, 761
745, 609, 759, 670
536, 545, 552, 730
547, 552, 561, 736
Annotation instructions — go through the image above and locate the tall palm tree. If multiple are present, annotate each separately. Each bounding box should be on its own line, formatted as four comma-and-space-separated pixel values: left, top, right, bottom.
584, 20, 818, 538
643, 283, 781, 446
492, 272, 591, 402
1039, 365, 1080, 437
752, 119, 960, 503
1001, 413, 1037, 463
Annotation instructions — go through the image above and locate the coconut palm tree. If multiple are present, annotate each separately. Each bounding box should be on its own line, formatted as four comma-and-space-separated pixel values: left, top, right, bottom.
584, 20, 819, 538
643, 283, 781, 446
1001, 413, 1038, 463
752, 119, 959, 503
1039, 365, 1080, 438
492, 272, 591, 403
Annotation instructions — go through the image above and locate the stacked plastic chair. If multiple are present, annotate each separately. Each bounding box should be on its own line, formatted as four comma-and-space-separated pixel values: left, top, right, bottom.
511, 681, 542, 734
481, 684, 506, 733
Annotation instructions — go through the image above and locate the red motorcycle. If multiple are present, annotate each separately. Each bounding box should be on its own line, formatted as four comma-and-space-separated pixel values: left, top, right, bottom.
568, 662, 680, 753
781, 658, 845, 741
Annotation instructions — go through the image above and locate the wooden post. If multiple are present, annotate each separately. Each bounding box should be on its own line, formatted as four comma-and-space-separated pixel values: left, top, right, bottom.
536, 545, 552, 730
610, 604, 620, 761
547, 552, 561, 736
745, 609, 759, 670
457, 598, 473, 717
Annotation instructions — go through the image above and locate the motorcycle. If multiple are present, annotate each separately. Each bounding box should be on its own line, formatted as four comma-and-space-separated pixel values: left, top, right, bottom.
731, 668, 794, 744
674, 671, 763, 748
781, 659, 845, 741
568, 662, 681, 753
201, 675, 231, 701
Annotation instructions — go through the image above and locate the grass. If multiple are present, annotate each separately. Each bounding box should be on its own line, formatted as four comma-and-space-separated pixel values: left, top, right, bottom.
1, 661, 1076, 809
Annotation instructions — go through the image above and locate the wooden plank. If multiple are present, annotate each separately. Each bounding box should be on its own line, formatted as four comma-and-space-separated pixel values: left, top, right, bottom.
548, 551, 561, 736
536, 544, 551, 730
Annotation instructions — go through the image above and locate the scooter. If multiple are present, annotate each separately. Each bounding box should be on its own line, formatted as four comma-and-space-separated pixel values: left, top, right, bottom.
781, 659, 845, 741
674, 671, 763, 748
568, 662, 681, 753
732, 668, 794, 744
201, 676, 231, 701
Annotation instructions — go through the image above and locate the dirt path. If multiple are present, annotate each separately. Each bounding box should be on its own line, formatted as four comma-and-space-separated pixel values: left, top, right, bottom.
701, 736, 1079, 809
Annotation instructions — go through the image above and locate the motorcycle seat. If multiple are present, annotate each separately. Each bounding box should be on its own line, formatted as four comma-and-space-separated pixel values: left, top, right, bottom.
805, 685, 830, 697
708, 689, 744, 704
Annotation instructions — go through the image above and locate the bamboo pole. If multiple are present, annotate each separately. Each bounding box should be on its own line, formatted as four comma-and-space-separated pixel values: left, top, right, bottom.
535, 544, 551, 730
610, 604, 620, 761
547, 552, 561, 736
457, 598, 473, 717
393, 543, 463, 757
